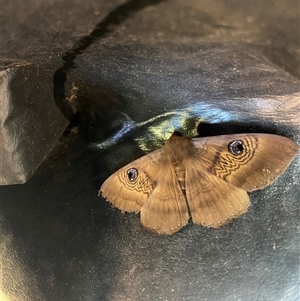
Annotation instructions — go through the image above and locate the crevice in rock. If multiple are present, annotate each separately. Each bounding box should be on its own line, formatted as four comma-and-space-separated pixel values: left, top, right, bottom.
53, 0, 165, 126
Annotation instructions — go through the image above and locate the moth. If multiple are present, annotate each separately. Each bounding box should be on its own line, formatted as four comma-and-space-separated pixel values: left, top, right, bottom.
99, 132, 299, 235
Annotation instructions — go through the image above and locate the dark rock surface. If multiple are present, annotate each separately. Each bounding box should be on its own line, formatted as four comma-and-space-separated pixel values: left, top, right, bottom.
1, 0, 299, 300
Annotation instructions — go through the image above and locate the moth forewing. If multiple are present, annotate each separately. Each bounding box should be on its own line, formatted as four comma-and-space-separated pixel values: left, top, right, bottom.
100, 132, 299, 234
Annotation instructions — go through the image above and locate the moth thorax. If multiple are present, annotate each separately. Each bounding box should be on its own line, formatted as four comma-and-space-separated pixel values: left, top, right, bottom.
163, 136, 194, 162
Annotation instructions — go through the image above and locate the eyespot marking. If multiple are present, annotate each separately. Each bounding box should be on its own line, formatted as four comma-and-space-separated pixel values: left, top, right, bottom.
228, 140, 244, 155
127, 168, 138, 181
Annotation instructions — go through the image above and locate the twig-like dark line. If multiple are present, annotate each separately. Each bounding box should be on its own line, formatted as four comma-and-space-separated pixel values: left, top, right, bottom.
62, 0, 165, 68
54, 0, 165, 120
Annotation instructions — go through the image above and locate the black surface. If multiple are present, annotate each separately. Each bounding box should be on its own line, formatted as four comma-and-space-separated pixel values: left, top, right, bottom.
1, 0, 299, 300
0, 62, 68, 184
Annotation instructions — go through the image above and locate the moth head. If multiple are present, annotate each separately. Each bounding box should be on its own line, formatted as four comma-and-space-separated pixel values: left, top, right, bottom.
161, 132, 195, 165
127, 168, 138, 182
171, 131, 183, 137
228, 140, 244, 155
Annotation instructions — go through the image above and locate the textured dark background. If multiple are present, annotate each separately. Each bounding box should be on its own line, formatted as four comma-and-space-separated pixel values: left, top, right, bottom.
1, 0, 299, 300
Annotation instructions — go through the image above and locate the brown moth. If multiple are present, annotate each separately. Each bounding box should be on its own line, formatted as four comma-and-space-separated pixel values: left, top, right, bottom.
99, 132, 299, 235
